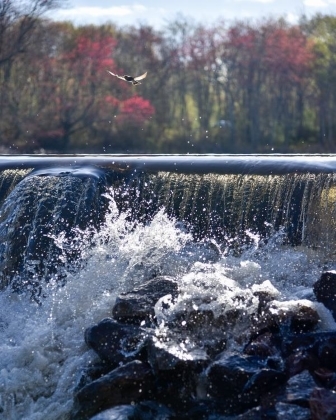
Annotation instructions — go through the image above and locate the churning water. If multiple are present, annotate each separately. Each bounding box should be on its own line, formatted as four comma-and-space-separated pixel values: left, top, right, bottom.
0, 155, 336, 419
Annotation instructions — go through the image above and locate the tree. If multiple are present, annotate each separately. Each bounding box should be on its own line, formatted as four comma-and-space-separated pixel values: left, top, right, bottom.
0, 1, 65, 150
304, 14, 336, 150
0, 0, 64, 73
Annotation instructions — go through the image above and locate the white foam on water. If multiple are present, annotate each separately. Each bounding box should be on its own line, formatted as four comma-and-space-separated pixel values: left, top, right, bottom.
0, 198, 335, 419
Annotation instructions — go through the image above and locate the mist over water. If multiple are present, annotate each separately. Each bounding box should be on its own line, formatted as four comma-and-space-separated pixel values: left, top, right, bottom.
0, 158, 336, 418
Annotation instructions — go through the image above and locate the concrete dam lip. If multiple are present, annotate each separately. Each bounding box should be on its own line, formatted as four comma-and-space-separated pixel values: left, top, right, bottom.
0, 154, 336, 175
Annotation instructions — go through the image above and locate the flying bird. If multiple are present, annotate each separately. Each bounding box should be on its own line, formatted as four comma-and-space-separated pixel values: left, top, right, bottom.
107, 70, 147, 85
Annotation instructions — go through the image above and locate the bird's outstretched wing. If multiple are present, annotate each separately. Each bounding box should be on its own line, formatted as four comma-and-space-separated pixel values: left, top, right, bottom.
107, 70, 126, 81
134, 72, 147, 81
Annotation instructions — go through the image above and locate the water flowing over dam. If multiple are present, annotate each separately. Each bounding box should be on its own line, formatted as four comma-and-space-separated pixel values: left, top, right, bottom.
0, 155, 336, 294
1, 154, 336, 419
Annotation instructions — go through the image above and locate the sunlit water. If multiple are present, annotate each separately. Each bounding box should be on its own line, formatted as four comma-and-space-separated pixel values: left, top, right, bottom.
0, 192, 335, 420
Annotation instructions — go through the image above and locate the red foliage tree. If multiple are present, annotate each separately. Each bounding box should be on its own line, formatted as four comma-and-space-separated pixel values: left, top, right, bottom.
64, 35, 116, 78
117, 95, 155, 126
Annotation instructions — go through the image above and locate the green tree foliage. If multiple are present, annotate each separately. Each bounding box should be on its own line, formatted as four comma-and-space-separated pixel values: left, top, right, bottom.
1, 7, 336, 153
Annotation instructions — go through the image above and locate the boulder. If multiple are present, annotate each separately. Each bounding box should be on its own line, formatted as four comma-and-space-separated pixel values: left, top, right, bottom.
283, 331, 336, 371
206, 354, 266, 412
313, 271, 336, 320
112, 276, 179, 324
251, 301, 320, 336
309, 387, 336, 420
146, 335, 209, 406
73, 360, 154, 419
244, 332, 279, 357
275, 402, 311, 420
89, 405, 136, 419
85, 318, 148, 367
285, 370, 316, 407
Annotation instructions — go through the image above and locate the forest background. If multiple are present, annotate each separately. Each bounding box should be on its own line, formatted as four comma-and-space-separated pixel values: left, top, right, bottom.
2, 0, 336, 154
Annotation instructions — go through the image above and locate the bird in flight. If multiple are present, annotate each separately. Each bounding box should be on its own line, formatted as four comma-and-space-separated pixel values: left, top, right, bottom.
107, 70, 147, 85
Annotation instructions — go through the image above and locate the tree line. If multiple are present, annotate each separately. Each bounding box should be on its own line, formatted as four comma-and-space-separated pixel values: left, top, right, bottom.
1, 1, 336, 153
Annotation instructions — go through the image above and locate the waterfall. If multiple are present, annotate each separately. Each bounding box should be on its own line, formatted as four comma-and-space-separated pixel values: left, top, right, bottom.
0, 162, 336, 296
0, 155, 336, 419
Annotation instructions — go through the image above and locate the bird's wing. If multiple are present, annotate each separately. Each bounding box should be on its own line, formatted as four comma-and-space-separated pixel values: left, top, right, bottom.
134, 72, 147, 81
107, 70, 126, 81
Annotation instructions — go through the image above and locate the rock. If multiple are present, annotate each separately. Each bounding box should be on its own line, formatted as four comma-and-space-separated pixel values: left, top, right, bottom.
229, 406, 266, 419
206, 354, 266, 412
170, 307, 229, 357
112, 276, 179, 324
243, 368, 287, 396
89, 405, 136, 419
76, 361, 116, 392
285, 350, 319, 377
316, 333, 336, 371
283, 331, 336, 373
275, 402, 311, 420
252, 280, 280, 316
285, 370, 316, 407
313, 271, 336, 320
312, 367, 336, 388
251, 301, 320, 336
132, 401, 173, 419
244, 332, 279, 357
146, 335, 209, 407
147, 335, 209, 372
73, 360, 154, 419
290, 305, 320, 334
84, 318, 148, 367
309, 387, 336, 420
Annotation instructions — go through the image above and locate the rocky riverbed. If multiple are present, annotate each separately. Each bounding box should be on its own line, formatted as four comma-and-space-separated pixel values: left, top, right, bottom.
71, 270, 336, 420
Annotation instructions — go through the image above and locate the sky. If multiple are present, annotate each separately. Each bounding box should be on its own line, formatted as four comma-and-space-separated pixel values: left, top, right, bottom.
49, 0, 336, 28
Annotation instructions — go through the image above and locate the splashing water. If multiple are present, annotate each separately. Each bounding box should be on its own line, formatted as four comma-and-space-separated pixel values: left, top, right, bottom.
0, 190, 335, 419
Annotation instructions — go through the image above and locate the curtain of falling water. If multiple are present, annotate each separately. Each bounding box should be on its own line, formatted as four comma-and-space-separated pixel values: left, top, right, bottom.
118, 172, 336, 255
1, 169, 336, 296
0, 173, 109, 295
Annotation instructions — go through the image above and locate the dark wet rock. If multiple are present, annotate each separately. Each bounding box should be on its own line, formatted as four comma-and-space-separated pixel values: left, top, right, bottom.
285, 350, 319, 377
73, 360, 154, 420
206, 354, 266, 412
241, 368, 286, 416
251, 301, 320, 336
275, 402, 311, 420
244, 332, 279, 357
183, 309, 215, 330
85, 318, 148, 367
231, 406, 275, 419
313, 271, 336, 320
132, 401, 173, 419
213, 308, 241, 329
290, 305, 320, 334
146, 335, 209, 407
282, 331, 336, 357
89, 405, 136, 419
112, 276, 178, 324
171, 400, 224, 420
266, 356, 284, 371
285, 370, 316, 407
75, 274, 336, 419
252, 280, 280, 316
243, 368, 287, 396
309, 387, 336, 420
284, 370, 316, 407
146, 335, 208, 372
315, 334, 336, 371
313, 367, 336, 389
282, 331, 336, 374
76, 361, 115, 392
170, 306, 229, 357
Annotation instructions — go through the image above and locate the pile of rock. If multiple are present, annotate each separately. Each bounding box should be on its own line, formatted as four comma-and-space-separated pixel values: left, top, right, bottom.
72, 272, 336, 420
